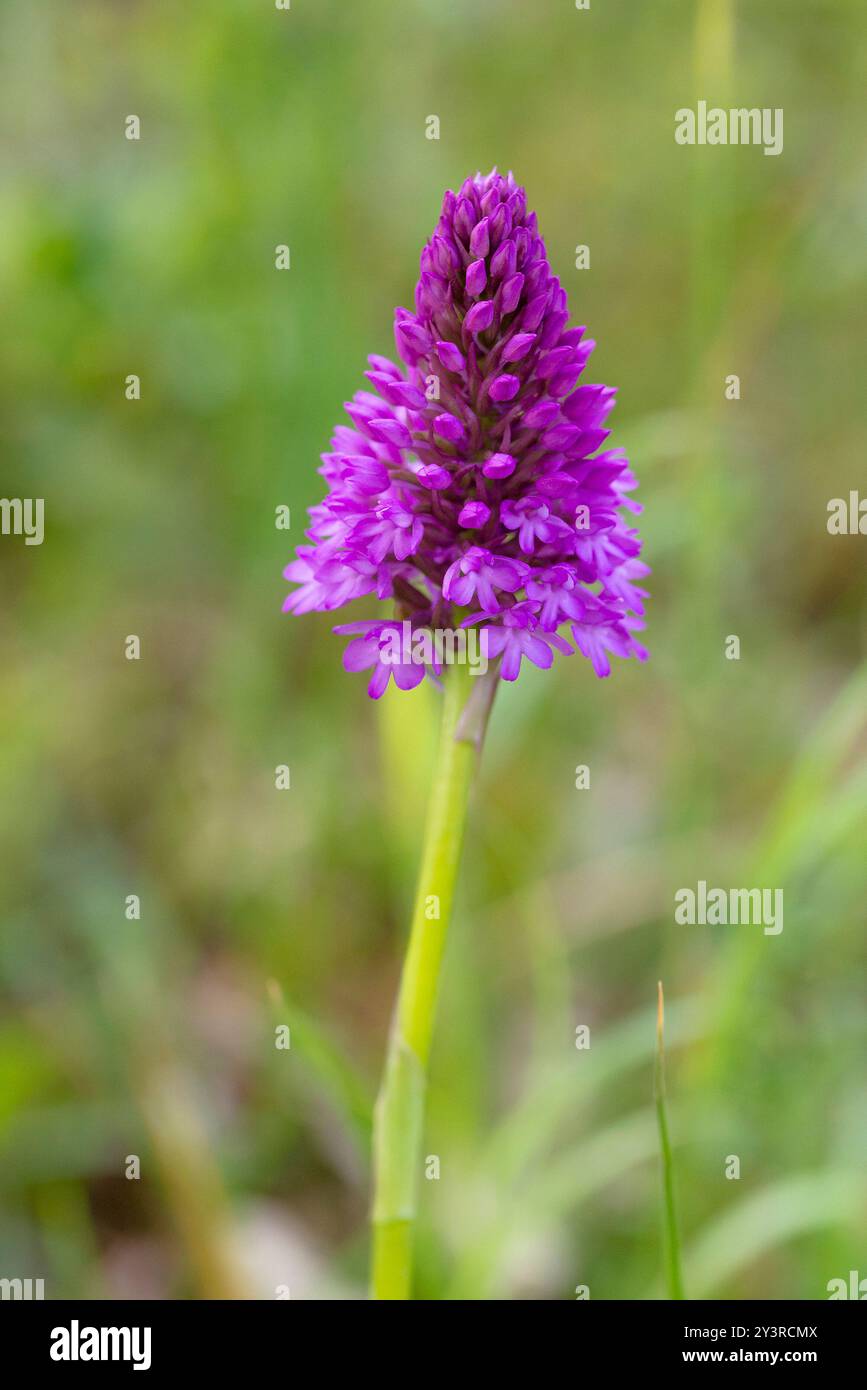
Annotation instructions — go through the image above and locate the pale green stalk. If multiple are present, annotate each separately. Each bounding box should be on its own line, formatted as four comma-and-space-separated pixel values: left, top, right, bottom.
370, 662, 491, 1299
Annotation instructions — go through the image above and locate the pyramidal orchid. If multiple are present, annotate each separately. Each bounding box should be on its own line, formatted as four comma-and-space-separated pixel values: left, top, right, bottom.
283, 170, 648, 1299
284, 168, 648, 690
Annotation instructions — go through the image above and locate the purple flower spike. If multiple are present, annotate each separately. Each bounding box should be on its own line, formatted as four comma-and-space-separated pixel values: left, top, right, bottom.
284, 169, 648, 694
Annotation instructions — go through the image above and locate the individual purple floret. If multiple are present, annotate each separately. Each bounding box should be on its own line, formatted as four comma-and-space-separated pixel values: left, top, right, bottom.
284, 169, 648, 696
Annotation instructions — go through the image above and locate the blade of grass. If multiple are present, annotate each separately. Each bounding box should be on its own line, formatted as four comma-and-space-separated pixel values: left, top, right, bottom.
655, 982, 685, 1300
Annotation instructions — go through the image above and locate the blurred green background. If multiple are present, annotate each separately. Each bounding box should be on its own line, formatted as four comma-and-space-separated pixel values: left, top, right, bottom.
1, 0, 865, 1300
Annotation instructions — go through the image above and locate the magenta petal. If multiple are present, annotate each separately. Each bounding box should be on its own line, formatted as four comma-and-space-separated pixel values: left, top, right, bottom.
342, 636, 377, 672
445, 570, 474, 605
458, 501, 490, 528
480, 626, 508, 657
415, 463, 451, 490
466, 258, 487, 297
489, 374, 520, 403
483, 452, 516, 479
469, 217, 490, 258
367, 663, 392, 698
500, 332, 536, 364
500, 643, 523, 680
436, 340, 466, 372
476, 574, 500, 613
464, 300, 495, 336
393, 662, 426, 691
522, 635, 554, 669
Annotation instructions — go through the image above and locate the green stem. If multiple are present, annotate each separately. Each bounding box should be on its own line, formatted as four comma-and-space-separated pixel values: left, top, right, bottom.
370, 663, 484, 1299
655, 982, 686, 1300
